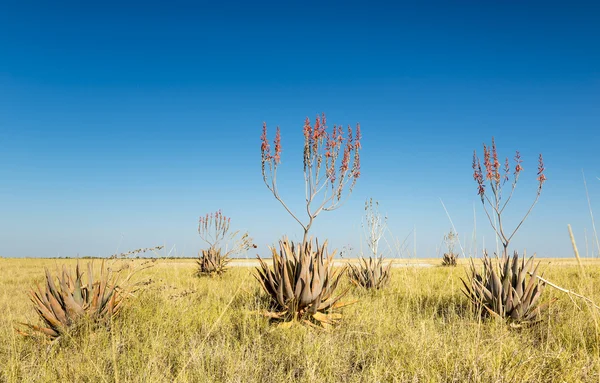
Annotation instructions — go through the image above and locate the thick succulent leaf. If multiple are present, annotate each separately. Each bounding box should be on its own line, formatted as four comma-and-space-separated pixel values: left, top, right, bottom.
87, 262, 94, 295
45, 288, 68, 326
58, 278, 85, 319
276, 273, 286, 308
29, 292, 64, 330
73, 264, 84, 306
24, 323, 60, 338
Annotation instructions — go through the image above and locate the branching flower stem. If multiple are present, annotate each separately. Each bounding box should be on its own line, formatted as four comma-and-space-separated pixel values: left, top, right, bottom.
261, 114, 361, 246
472, 138, 546, 257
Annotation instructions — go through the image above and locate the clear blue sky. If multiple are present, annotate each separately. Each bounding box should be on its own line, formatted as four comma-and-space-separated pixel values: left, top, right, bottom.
1, 1, 598, 258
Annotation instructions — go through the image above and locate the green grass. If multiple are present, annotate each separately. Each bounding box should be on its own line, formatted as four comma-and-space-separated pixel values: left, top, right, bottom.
2, 258, 600, 382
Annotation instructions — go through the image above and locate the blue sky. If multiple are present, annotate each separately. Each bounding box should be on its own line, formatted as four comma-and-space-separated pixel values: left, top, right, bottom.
0, 1, 598, 258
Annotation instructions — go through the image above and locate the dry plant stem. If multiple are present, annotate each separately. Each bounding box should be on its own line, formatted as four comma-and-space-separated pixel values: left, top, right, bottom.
582, 169, 600, 257
264, 165, 305, 231
363, 198, 387, 258
530, 273, 600, 311
472, 202, 477, 258
382, 228, 412, 259
110, 320, 120, 383
568, 224, 586, 278
529, 230, 599, 312
439, 198, 466, 257
109, 245, 164, 260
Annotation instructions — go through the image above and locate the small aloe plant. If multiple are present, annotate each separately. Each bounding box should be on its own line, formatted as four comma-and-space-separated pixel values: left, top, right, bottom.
441, 229, 459, 267
347, 256, 392, 290
462, 251, 552, 325
197, 210, 254, 276
196, 247, 230, 276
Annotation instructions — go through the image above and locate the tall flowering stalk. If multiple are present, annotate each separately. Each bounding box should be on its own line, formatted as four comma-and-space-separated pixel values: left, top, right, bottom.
261, 113, 361, 245
198, 210, 228, 248
362, 198, 387, 258
472, 137, 546, 257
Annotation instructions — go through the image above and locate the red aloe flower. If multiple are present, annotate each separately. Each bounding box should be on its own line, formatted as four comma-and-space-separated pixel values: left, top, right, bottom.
491, 137, 500, 182
303, 117, 312, 141
472, 151, 479, 180
319, 113, 327, 139
340, 126, 353, 174
472, 151, 485, 199
273, 127, 282, 164
514, 151, 523, 177
261, 122, 272, 160
503, 157, 510, 183
314, 114, 325, 142
537, 153, 546, 186
325, 129, 334, 158
352, 136, 361, 178
355, 123, 361, 149
483, 144, 492, 181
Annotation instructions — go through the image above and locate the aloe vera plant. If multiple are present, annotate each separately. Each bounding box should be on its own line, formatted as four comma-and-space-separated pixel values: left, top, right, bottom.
462, 251, 551, 324
197, 247, 229, 276
197, 210, 254, 277
21, 261, 130, 340
255, 237, 352, 327
442, 252, 458, 267
347, 256, 392, 289
441, 229, 459, 266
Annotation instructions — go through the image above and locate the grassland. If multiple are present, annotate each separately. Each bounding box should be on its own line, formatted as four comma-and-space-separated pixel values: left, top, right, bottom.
2, 257, 600, 382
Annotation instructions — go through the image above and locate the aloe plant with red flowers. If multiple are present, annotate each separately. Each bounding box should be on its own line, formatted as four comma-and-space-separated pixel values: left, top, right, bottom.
260, 113, 361, 245
257, 114, 361, 326
465, 138, 550, 324
472, 137, 546, 258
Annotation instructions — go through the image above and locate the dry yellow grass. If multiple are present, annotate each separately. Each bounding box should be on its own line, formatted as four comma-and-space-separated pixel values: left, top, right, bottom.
2, 257, 600, 382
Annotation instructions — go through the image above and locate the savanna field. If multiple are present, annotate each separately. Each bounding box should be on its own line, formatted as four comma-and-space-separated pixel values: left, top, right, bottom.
2, 257, 600, 383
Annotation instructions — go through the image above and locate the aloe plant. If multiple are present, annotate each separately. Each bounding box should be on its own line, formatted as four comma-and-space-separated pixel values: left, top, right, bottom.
442, 252, 458, 267
197, 210, 254, 277
255, 237, 352, 327
441, 229, 459, 266
21, 261, 129, 340
197, 247, 229, 276
462, 251, 552, 324
347, 256, 392, 289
